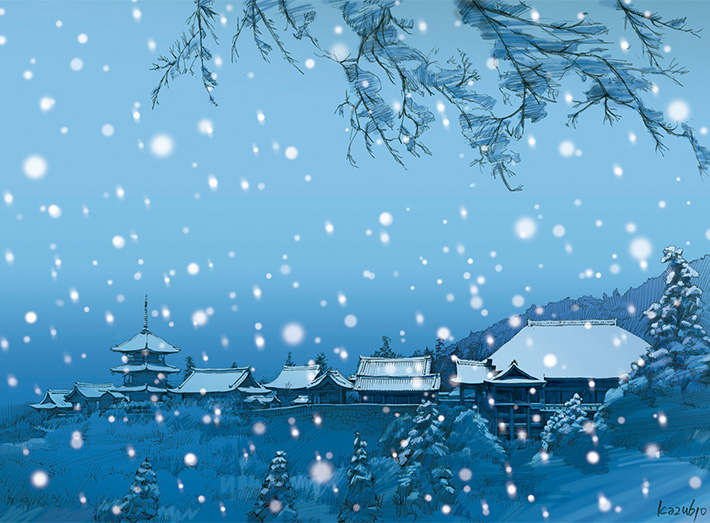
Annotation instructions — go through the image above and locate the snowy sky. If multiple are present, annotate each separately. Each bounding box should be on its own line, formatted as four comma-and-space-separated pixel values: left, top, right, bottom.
1, 1, 710, 403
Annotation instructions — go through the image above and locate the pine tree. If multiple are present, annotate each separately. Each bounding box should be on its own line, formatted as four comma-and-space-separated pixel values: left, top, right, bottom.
539, 394, 607, 473
372, 336, 401, 358
285, 351, 295, 366
395, 401, 455, 516
314, 352, 329, 371
116, 457, 160, 522
231, 361, 239, 368
338, 432, 379, 523
183, 356, 195, 380
378, 413, 412, 457
249, 451, 298, 522
631, 246, 710, 393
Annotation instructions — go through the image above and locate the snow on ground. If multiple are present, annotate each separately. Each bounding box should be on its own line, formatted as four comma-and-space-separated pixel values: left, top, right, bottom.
502, 447, 710, 522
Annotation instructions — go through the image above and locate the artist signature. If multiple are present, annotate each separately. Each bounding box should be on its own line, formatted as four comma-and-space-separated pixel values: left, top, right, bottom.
658, 500, 708, 522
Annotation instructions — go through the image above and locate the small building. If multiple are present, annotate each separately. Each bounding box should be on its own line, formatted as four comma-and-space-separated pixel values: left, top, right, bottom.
263, 364, 321, 405
307, 369, 353, 404
170, 367, 276, 406
64, 382, 125, 414
111, 297, 181, 402
353, 355, 441, 404
454, 319, 649, 440
30, 389, 73, 414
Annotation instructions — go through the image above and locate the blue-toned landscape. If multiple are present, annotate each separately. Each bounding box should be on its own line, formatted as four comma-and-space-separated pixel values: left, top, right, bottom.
3, 0, 710, 521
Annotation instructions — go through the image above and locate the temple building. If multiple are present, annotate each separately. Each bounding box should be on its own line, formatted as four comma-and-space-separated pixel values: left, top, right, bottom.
353, 355, 441, 404
307, 369, 353, 404
111, 297, 181, 402
64, 382, 125, 413
170, 367, 277, 406
30, 388, 73, 414
263, 364, 321, 405
454, 319, 649, 440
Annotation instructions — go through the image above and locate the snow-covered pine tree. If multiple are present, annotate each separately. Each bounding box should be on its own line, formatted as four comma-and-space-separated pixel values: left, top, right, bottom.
630, 246, 710, 393
115, 457, 160, 522
338, 432, 379, 523
447, 406, 506, 462
539, 394, 607, 473
395, 400, 455, 516
249, 451, 298, 522
378, 413, 412, 457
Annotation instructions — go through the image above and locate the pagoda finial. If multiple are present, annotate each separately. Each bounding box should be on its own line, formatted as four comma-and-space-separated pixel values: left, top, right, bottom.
143, 294, 149, 331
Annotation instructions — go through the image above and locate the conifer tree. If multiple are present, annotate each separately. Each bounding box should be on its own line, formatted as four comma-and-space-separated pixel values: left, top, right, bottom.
631, 246, 710, 393
395, 401, 454, 516
338, 432, 379, 522
116, 457, 160, 522
285, 351, 295, 366
372, 336, 401, 358
539, 394, 607, 473
249, 451, 298, 522
314, 352, 329, 371
183, 356, 195, 380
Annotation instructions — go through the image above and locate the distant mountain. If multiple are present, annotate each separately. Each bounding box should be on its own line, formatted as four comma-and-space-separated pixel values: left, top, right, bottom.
435, 255, 710, 388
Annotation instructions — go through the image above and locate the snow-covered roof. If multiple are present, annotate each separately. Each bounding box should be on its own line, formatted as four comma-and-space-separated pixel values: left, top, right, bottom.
31, 389, 72, 410
114, 384, 167, 393
170, 367, 263, 395
293, 395, 310, 404
263, 365, 320, 390
308, 369, 353, 389
244, 395, 280, 405
353, 374, 441, 392
356, 355, 431, 377
66, 382, 121, 401
489, 319, 649, 379
452, 359, 495, 385
111, 363, 180, 374
110, 329, 181, 354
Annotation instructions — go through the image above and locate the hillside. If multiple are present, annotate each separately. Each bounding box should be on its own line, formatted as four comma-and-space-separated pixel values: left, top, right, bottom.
435, 255, 710, 386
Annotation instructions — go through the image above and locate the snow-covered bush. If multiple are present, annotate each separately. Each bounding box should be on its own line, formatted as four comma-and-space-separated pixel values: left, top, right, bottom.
249, 451, 298, 522
394, 401, 455, 517
539, 394, 608, 473
338, 432, 380, 522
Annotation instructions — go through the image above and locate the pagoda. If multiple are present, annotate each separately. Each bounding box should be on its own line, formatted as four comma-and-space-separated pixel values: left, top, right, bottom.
111, 296, 181, 402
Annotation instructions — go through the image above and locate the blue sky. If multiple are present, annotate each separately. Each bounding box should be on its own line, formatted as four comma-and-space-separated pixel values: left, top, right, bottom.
1, 0, 710, 403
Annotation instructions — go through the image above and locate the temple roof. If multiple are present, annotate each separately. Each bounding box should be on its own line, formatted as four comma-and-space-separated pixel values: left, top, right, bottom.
65, 382, 124, 401
308, 369, 353, 390
170, 367, 264, 395
30, 389, 72, 410
488, 319, 649, 379
356, 355, 431, 377
263, 365, 321, 390
353, 374, 441, 392
452, 359, 495, 385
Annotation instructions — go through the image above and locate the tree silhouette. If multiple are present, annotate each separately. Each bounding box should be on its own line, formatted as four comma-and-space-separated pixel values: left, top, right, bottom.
183, 356, 195, 380
152, 0, 709, 190
372, 335, 401, 358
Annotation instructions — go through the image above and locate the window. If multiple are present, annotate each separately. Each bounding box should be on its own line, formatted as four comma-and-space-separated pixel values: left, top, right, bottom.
512, 388, 527, 403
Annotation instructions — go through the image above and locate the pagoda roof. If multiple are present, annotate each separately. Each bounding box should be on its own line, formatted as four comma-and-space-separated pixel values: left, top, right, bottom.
113, 384, 168, 393
110, 328, 181, 354
170, 367, 264, 395
111, 362, 180, 374
263, 365, 321, 390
